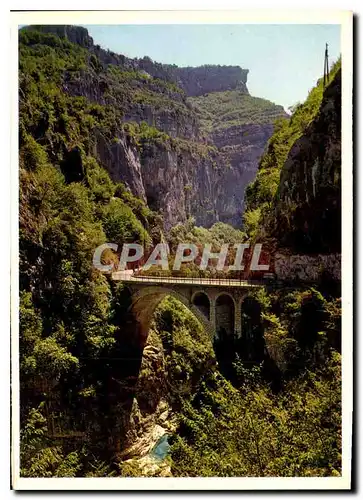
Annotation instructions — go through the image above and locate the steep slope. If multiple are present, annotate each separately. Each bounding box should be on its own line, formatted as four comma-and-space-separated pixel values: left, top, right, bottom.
276, 69, 341, 253
20, 25, 287, 229
25, 25, 250, 96
244, 59, 341, 253
189, 90, 287, 223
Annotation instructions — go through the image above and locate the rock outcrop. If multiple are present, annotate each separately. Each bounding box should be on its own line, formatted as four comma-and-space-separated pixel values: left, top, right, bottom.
274, 252, 341, 282
171, 65, 249, 96
276, 69, 341, 253
42, 25, 249, 97
30, 24, 94, 47
209, 123, 277, 225
116, 329, 177, 477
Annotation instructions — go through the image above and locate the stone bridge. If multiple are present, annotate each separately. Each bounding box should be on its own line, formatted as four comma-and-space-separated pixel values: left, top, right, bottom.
112, 273, 264, 343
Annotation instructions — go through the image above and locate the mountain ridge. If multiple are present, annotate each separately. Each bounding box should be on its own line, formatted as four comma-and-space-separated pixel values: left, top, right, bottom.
21, 24, 250, 97
19, 24, 287, 229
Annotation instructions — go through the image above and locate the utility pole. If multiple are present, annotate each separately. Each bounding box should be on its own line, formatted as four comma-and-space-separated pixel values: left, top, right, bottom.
323, 43, 330, 86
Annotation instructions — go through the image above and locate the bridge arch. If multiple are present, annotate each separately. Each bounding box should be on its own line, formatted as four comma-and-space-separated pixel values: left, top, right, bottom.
214, 291, 237, 307
215, 292, 235, 339
191, 291, 211, 321
127, 285, 215, 347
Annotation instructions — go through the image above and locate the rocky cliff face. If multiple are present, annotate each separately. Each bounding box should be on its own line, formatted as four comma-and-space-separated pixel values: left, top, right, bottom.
30, 24, 94, 47
276, 69, 341, 253
22, 24, 287, 230
39, 25, 249, 97
172, 65, 249, 96
188, 90, 287, 226
209, 123, 276, 225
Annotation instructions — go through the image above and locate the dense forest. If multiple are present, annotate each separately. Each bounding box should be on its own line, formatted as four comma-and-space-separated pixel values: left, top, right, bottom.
18, 25, 341, 478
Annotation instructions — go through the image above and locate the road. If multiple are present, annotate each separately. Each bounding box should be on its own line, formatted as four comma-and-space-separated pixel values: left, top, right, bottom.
111, 272, 264, 288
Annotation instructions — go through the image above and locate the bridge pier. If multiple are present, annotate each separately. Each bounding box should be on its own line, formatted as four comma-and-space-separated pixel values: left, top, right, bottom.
209, 298, 217, 340
235, 305, 242, 338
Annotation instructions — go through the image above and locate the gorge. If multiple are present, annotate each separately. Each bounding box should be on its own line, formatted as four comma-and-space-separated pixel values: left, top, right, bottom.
23, 24, 287, 230
18, 24, 342, 479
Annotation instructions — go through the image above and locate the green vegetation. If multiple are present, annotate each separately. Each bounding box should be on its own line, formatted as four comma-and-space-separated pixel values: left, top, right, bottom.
106, 65, 185, 95
123, 120, 217, 159
19, 27, 161, 477
189, 90, 287, 134
143, 286, 341, 477
123, 121, 170, 147
102, 62, 194, 128
137, 218, 247, 278
169, 218, 246, 252
151, 297, 215, 403
18, 25, 341, 479
171, 355, 341, 477
19, 32, 123, 161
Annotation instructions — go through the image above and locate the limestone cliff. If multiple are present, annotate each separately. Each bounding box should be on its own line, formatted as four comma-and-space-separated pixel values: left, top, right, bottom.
167, 65, 249, 96
21, 24, 287, 230
31, 25, 249, 96
276, 69, 341, 253
244, 57, 341, 259
28, 24, 94, 47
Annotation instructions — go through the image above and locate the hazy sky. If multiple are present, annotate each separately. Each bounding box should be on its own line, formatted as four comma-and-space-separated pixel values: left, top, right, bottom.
81, 24, 341, 110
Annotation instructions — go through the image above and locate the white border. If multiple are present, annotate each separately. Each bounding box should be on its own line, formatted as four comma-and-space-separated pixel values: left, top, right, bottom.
10, 9, 351, 25
10, 9, 353, 491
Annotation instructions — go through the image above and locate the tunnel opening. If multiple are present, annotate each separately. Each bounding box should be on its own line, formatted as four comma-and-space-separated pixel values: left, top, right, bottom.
191, 291, 210, 321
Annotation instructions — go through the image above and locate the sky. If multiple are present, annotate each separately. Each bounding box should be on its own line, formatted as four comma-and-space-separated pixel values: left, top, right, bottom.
81, 24, 341, 110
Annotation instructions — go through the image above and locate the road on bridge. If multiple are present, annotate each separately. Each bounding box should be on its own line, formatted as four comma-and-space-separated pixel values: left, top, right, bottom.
111, 271, 265, 288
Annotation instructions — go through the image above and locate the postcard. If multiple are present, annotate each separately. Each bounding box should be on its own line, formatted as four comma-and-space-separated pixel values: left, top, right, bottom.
10, 9, 353, 491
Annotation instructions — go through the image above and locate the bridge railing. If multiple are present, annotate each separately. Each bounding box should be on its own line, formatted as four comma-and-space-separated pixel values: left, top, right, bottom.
116, 273, 267, 287
111, 271, 312, 290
